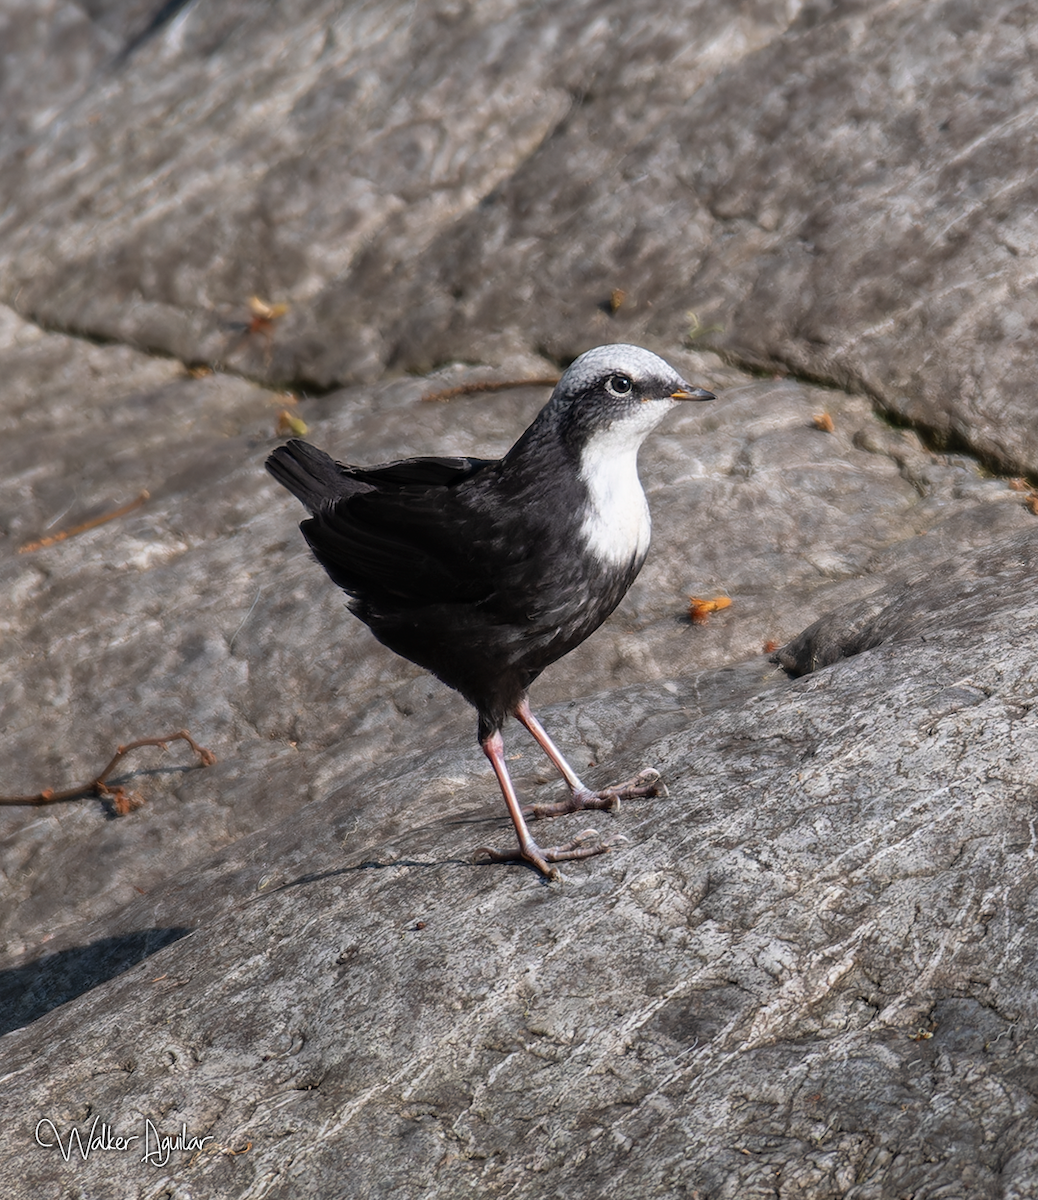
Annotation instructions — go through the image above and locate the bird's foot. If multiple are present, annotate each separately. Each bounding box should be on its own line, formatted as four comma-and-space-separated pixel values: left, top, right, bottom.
474, 829, 626, 880
524, 768, 667, 820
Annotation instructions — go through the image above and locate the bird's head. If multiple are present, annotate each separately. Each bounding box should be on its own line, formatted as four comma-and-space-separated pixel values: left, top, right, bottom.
549, 344, 714, 451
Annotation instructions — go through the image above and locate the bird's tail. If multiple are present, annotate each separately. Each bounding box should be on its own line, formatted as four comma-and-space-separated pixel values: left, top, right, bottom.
266, 439, 345, 512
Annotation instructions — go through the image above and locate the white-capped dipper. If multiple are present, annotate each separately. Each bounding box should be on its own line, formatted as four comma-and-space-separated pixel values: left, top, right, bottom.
266, 344, 714, 878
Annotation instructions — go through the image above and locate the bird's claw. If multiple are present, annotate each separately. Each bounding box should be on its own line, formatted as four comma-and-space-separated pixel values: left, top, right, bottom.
606, 767, 667, 800
523, 767, 667, 820
474, 828, 618, 879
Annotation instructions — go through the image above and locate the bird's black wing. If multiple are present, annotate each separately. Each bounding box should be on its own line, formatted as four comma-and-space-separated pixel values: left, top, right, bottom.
300, 464, 519, 608
267, 438, 491, 511
270, 439, 560, 614
347, 456, 494, 489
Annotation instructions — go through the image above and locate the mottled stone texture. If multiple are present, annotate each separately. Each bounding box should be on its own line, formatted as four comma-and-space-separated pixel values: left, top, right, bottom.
0, 1, 1037, 1197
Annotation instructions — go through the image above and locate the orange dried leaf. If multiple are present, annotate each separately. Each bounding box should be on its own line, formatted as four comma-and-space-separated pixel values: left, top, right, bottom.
688, 595, 732, 625
276, 410, 308, 437
248, 296, 289, 321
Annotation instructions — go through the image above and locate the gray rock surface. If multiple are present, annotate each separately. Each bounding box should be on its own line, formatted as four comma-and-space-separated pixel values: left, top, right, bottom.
2, 308, 1032, 963
2, 531, 1037, 1199
1, 0, 1037, 1196
3, 1, 1036, 473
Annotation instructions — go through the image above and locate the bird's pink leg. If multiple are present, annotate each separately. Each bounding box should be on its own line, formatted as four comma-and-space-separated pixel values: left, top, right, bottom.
514, 697, 665, 819
474, 730, 612, 878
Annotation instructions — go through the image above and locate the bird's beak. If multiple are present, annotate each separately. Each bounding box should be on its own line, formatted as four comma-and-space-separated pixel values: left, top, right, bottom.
670, 385, 715, 402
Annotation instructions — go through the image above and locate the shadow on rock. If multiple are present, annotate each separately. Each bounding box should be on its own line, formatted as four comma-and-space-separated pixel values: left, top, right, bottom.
0, 927, 193, 1036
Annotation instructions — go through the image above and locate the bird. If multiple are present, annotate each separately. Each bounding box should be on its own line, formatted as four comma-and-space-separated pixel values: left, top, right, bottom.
266, 344, 714, 878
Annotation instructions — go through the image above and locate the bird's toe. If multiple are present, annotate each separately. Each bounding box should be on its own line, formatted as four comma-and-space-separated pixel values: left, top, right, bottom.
473, 827, 613, 879
596, 767, 667, 802
524, 767, 667, 821
523, 789, 619, 819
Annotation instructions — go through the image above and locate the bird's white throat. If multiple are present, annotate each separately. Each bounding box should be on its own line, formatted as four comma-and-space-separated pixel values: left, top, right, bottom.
577, 414, 661, 568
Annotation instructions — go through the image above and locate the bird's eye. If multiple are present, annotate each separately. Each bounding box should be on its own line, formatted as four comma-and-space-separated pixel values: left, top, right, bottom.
605, 374, 633, 397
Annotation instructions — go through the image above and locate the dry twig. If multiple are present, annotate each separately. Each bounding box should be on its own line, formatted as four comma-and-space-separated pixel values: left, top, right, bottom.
421, 377, 559, 403
19, 491, 149, 554
0, 730, 216, 814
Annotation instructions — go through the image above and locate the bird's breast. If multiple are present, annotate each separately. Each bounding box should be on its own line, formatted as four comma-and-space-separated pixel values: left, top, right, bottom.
577, 434, 651, 569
